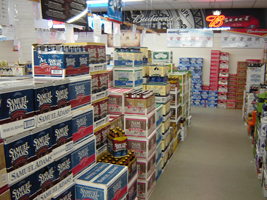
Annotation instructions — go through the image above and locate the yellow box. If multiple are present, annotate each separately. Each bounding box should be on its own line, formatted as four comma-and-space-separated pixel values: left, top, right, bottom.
149, 65, 168, 77
143, 65, 149, 77
147, 83, 170, 96
162, 118, 170, 133
161, 101, 170, 115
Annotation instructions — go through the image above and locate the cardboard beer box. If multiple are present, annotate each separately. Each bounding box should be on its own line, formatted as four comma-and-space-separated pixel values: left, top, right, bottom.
0, 141, 7, 189
156, 141, 162, 165
155, 124, 162, 146
75, 163, 128, 200
137, 170, 156, 200
94, 124, 110, 150
137, 151, 156, 180
108, 114, 123, 129
51, 182, 75, 200
91, 73, 100, 94
31, 124, 52, 160
114, 68, 143, 88
108, 88, 132, 115
155, 158, 162, 182
54, 152, 72, 183
0, 81, 35, 139
108, 69, 113, 88
127, 174, 137, 200
35, 162, 56, 196
71, 135, 96, 177
155, 104, 163, 127
152, 50, 173, 63
9, 171, 38, 200
124, 93, 155, 116
127, 130, 156, 160
51, 116, 72, 149
124, 111, 155, 137
53, 79, 70, 109
99, 71, 109, 92
3, 131, 32, 173
107, 133, 128, 157
71, 105, 94, 143
237, 61, 247, 70
33, 79, 54, 115
68, 75, 91, 110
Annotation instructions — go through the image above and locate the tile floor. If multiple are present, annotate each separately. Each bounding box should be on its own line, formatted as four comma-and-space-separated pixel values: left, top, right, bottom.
150, 107, 265, 200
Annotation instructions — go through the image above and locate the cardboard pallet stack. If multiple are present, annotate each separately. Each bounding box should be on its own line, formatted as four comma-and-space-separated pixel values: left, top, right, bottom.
236, 62, 247, 109
209, 50, 220, 108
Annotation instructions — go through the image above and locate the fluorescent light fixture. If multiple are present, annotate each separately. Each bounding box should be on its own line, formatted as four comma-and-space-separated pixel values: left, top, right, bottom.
212, 10, 221, 16
87, 0, 144, 4
66, 8, 88, 23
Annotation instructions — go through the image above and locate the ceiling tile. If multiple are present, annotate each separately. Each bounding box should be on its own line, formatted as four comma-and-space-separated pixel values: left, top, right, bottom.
150, 3, 173, 9
168, 2, 192, 8
253, 1, 267, 8
232, 1, 254, 8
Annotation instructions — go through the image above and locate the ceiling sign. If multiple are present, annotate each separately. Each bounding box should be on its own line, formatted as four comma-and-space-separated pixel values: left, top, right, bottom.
206, 15, 225, 28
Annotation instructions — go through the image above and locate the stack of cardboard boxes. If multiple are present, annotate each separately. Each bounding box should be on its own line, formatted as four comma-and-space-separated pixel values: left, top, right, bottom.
236, 62, 247, 109
209, 50, 220, 108
217, 52, 229, 108
227, 73, 238, 109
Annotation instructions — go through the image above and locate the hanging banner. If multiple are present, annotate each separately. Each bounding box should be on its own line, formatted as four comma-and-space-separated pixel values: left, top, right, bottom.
40, 0, 87, 26
107, 30, 140, 47
167, 29, 213, 48
108, 0, 122, 22
221, 29, 267, 48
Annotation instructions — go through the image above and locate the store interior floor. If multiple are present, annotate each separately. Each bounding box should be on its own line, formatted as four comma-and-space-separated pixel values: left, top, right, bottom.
150, 107, 265, 200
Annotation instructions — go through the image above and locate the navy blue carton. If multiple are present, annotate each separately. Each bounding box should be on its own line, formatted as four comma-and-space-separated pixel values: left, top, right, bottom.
36, 162, 55, 195
65, 46, 77, 69
33, 45, 48, 68
78, 45, 89, 68
71, 135, 95, 177
52, 182, 75, 200
31, 124, 52, 159
75, 162, 128, 200
33, 79, 55, 115
53, 79, 70, 110
54, 153, 72, 183
0, 81, 34, 125
3, 131, 32, 173
51, 116, 72, 149
47, 45, 58, 68
9, 172, 38, 200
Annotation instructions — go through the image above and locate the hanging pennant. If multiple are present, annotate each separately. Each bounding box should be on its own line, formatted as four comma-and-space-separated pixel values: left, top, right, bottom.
93, 15, 102, 36
104, 21, 112, 34
132, 24, 137, 41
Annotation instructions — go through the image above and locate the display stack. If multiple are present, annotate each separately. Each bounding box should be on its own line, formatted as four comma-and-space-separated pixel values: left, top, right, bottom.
209, 50, 220, 108
169, 72, 191, 141
143, 63, 172, 183
177, 57, 204, 108
0, 42, 111, 200
218, 52, 230, 108
235, 62, 247, 109
228, 73, 238, 108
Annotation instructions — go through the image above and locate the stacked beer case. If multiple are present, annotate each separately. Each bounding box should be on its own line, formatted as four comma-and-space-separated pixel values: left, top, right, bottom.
218, 52, 230, 109
209, 50, 220, 108
236, 62, 247, 109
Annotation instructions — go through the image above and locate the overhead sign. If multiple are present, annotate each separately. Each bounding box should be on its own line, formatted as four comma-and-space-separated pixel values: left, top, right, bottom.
206, 15, 225, 28
167, 29, 213, 48
108, 0, 122, 22
41, 0, 87, 26
221, 29, 267, 48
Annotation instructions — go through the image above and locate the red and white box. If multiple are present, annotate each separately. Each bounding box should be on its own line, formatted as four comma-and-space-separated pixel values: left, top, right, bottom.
227, 93, 236, 99
220, 52, 229, 61
211, 50, 221, 56
202, 85, 210, 91
217, 100, 227, 108
218, 92, 227, 101
218, 80, 228, 85
219, 72, 229, 78
218, 85, 228, 93
220, 60, 229, 69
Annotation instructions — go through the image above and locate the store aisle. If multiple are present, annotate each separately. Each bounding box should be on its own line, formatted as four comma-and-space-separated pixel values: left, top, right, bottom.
150, 107, 264, 200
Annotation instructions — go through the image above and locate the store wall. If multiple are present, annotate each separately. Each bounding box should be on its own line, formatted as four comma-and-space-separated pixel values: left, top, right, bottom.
106, 33, 263, 86
0, 40, 19, 65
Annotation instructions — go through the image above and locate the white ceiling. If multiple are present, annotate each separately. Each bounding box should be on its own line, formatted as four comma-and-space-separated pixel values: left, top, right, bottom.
87, 0, 267, 12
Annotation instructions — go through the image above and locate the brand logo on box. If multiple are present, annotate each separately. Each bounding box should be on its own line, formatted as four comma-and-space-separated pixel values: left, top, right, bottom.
58, 158, 71, 175
66, 58, 76, 67
60, 192, 72, 200
33, 133, 50, 152
55, 125, 69, 141
7, 96, 28, 114
76, 117, 87, 128
39, 167, 54, 185
80, 188, 100, 200
9, 142, 30, 163
131, 121, 141, 128
113, 180, 122, 193
78, 147, 89, 161
80, 57, 88, 65
12, 181, 32, 200
56, 88, 69, 102
75, 84, 85, 96
37, 91, 52, 107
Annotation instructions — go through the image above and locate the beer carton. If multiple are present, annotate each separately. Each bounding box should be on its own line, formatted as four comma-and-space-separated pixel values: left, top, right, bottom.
0, 186, 10, 200
155, 158, 162, 182
54, 152, 72, 182
71, 135, 96, 177
52, 182, 75, 200
98, 72, 108, 92
75, 163, 128, 200
137, 170, 156, 200
31, 124, 52, 160
124, 111, 156, 138
127, 174, 137, 200
53, 79, 70, 109
156, 141, 162, 164
94, 124, 110, 150
91, 73, 100, 94
92, 101, 100, 122
86, 44, 98, 64
33, 79, 54, 115
71, 105, 94, 143
114, 68, 143, 88
3, 131, 32, 173
78, 45, 89, 68
155, 124, 162, 145
155, 104, 163, 127
36, 162, 55, 195
99, 98, 108, 120
108, 114, 123, 130
0, 81, 35, 138
68, 75, 91, 110
137, 151, 156, 180
127, 130, 157, 159
0, 141, 7, 189
97, 45, 106, 63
